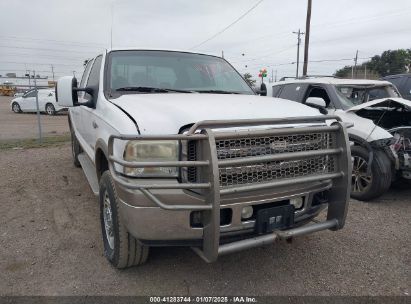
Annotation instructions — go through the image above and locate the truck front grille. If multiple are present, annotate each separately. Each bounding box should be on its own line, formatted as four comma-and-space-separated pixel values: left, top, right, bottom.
186, 131, 337, 188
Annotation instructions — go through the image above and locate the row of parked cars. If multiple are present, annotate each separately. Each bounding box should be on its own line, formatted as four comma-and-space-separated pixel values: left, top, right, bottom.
10, 88, 67, 115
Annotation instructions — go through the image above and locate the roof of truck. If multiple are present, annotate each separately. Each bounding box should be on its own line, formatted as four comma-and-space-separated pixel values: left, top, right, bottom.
274, 77, 393, 86
106, 48, 218, 57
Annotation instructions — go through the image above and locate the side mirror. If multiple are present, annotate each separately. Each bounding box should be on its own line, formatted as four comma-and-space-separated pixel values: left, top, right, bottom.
56, 76, 95, 108
257, 83, 267, 96
306, 97, 326, 108
56, 76, 78, 107
305, 97, 328, 115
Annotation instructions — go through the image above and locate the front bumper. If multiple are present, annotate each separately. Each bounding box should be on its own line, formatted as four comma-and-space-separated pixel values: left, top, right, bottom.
108, 116, 351, 262
117, 180, 331, 242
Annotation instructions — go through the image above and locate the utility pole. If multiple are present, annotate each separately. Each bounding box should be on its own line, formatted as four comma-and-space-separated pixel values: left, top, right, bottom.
221, 50, 224, 59
292, 29, 304, 78
275, 70, 277, 82
33, 71, 42, 143
302, 0, 312, 76
26, 69, 31, 88
353, 50, 358, 79
51, 64, 55, 81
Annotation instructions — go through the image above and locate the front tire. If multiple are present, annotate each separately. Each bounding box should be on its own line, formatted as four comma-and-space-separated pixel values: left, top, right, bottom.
351, 145, 392, 201
45, 103, 56, 115
12, 102, 21, 113
99, 171, 149, 268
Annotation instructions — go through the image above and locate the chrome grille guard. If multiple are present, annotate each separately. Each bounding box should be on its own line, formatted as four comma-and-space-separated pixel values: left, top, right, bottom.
108, 115, 351, 262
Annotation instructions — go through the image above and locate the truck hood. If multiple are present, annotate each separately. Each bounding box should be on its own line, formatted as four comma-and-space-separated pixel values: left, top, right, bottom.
346, 97, 411, 112
110, 94, 322, 134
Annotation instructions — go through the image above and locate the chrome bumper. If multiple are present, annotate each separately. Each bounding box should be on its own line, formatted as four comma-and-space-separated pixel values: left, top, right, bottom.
108, 116, 351, 262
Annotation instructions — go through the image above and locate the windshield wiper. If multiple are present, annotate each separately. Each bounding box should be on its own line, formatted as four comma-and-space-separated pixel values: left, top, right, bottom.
194, 89, 241, 94
115, 86, 193, 93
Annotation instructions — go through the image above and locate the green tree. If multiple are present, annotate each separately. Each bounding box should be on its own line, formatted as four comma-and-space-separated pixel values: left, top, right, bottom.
334, 49, 411, 78
334, 66, 352, 78
243, 72, 256, 87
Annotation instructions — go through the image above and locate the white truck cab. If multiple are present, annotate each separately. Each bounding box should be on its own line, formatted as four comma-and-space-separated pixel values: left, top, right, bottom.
56, 49, 351, 268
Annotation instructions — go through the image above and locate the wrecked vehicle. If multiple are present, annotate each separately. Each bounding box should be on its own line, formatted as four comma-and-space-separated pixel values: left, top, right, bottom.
55, 49, 351, 268
271, 78, 411, 201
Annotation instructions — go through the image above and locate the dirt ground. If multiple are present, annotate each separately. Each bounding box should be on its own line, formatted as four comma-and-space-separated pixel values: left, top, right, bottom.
0, 144, 410, 296
0, 96, 69, 140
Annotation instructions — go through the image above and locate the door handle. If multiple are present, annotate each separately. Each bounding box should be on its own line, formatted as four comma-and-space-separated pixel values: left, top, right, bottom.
92, 121, 98, 129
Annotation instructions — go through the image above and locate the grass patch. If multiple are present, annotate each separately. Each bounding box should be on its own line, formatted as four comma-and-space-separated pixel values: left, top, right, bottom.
0, 134, 71, 150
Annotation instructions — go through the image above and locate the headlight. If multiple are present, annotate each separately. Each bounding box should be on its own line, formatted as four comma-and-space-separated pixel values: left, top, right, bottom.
123, 140, 179, 177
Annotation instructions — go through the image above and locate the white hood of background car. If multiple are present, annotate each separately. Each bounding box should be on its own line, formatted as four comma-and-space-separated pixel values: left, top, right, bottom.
347, 97, 411, 112
110, 93, 322, 134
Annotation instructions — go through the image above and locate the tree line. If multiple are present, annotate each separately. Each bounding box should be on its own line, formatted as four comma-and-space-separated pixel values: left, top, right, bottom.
335, 49, 411, 79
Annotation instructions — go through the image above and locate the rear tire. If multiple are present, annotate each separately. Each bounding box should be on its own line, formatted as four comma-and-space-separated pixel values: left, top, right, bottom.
350, 145, 392, 201
99, 171, 149, 268
71, 131, 82, 168
12, 102, 21, 113
45, 103, 56, 115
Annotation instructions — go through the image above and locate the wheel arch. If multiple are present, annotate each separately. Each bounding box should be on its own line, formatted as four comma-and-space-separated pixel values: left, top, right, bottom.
95, 139, 109, 181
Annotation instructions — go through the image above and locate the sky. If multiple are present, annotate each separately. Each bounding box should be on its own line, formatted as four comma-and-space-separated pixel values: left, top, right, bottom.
0, 0, 410, 82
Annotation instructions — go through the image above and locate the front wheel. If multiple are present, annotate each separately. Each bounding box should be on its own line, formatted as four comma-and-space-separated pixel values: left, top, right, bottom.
350, 145, 392, 201
12, 102, 21, 113
99, 171, 149, 268
45, 103, 56, 115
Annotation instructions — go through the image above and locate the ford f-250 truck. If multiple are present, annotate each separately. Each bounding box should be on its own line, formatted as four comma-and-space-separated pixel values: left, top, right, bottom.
56, 49, 351, 268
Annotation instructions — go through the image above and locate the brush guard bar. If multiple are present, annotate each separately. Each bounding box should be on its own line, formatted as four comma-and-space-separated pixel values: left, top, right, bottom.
108, 116, 351, 262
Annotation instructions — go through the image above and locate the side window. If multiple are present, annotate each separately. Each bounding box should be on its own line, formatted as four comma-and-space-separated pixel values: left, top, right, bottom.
271, 85, 282, 97
278, 84, 303, 102
86, 55, 103, 88
78, 59, 94, 99
24, 90, 37, 98
80, 60, 94, 88
84, 55, 102, 100
304, 86, 332, 108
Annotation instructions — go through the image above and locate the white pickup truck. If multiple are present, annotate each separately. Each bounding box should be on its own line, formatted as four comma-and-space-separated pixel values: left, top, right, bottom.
56, 49, 351, 268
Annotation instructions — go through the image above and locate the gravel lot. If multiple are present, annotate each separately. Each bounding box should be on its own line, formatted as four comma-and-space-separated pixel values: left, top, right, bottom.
0, 144, 410, 296
0, 96, 69, 140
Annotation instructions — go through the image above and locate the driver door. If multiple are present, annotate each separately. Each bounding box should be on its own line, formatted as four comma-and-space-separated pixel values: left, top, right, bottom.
80, 55, 103, 159
71, 59, 94, 153
20, 90, 37, 111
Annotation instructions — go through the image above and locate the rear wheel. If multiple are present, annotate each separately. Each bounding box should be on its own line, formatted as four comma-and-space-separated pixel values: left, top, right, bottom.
45, 103, 56, 115
12, 102, 21, 113
350, 145, 392, 201
99, 171, 149, 268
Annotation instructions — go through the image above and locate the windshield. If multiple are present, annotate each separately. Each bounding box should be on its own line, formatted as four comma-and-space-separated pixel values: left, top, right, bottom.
106, 50, 254, 97
335, 84, 400, 109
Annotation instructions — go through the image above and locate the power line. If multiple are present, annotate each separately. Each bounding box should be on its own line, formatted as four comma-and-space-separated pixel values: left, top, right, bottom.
190, 0, 264, 50
229, 44, 295, 64
0, 35, 106, 48
194, 6, 411, 57
0, 60, 83, 67
0, 51, 90, 61
0, 45, 99, 55
234, 56, 372, 70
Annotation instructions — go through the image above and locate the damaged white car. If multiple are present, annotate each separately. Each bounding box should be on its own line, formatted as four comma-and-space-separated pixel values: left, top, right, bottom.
271, 78, 411, 200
